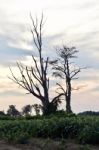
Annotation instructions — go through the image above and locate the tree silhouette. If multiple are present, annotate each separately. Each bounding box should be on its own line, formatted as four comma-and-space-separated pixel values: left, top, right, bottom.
22, 104, 32, 116
7, 105, 20, 117
32, 104, 42, 115
9, 14, 61, 115
0, 111, 5, 116
50, 46, 83, 113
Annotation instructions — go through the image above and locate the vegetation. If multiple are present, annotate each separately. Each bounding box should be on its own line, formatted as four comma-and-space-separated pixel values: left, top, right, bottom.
22, 105, 32, 116
0, 113, 99, 145
7, 105, 20, 117
32, 104, 42, 115
78, 111, 99, 116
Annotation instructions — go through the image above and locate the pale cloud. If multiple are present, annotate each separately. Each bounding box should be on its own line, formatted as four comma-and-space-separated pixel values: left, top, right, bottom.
0, 0, 99, 112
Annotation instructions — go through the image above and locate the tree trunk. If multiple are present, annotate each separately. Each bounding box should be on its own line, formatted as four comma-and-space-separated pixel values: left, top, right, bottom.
66, 79, 72, 113
42, 101, 50, 115
42, 97, 57, 115
66, 95, 72, 113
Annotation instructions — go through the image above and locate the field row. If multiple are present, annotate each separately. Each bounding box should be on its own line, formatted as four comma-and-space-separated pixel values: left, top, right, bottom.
0, 115, 99, 144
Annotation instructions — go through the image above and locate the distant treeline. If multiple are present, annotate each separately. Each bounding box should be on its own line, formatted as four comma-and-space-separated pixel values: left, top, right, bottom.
0, 105, 99, 118
0, 104, 42, 117
78, 111, 99, 116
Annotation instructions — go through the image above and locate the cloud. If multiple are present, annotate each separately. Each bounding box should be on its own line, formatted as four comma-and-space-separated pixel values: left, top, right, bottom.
0, 0, 99, 112
0, 90, 25, 97
0, 37, 33, 67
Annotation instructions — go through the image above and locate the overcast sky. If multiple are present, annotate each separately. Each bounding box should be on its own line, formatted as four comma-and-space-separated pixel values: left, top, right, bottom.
0, 0, 99, 113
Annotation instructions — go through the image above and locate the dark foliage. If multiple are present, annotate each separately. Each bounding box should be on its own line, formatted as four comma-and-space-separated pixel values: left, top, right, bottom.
0, 115, 99, 145
78, 111, 99, 116
7, 105, 20, 117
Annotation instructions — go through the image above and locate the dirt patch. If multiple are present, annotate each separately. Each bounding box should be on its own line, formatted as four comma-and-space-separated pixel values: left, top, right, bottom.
0, 138, 99, 150
0, 140, 21, 150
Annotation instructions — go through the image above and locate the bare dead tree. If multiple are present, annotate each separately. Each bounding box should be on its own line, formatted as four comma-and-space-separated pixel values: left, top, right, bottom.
9, 14, 62, 115
50, 46, 84, 113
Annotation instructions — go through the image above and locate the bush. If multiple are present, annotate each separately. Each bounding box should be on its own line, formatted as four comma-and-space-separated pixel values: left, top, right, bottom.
78, 125, 99, 144
0, 115, 99, 145
14, 132, 30, 144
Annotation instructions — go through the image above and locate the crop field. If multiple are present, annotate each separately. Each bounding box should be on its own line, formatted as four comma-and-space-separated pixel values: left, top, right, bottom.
0, 114, 99, 146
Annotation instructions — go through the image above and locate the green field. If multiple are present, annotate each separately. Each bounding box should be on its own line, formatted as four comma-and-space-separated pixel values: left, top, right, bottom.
0, 114, 99, 146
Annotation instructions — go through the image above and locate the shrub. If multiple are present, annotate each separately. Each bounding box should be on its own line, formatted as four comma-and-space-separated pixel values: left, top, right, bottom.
0, 115, 99, 145
78, 125, 99, 144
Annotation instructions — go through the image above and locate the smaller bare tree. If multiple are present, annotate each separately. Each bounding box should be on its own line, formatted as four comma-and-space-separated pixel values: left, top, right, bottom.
50, 46, 84, 113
